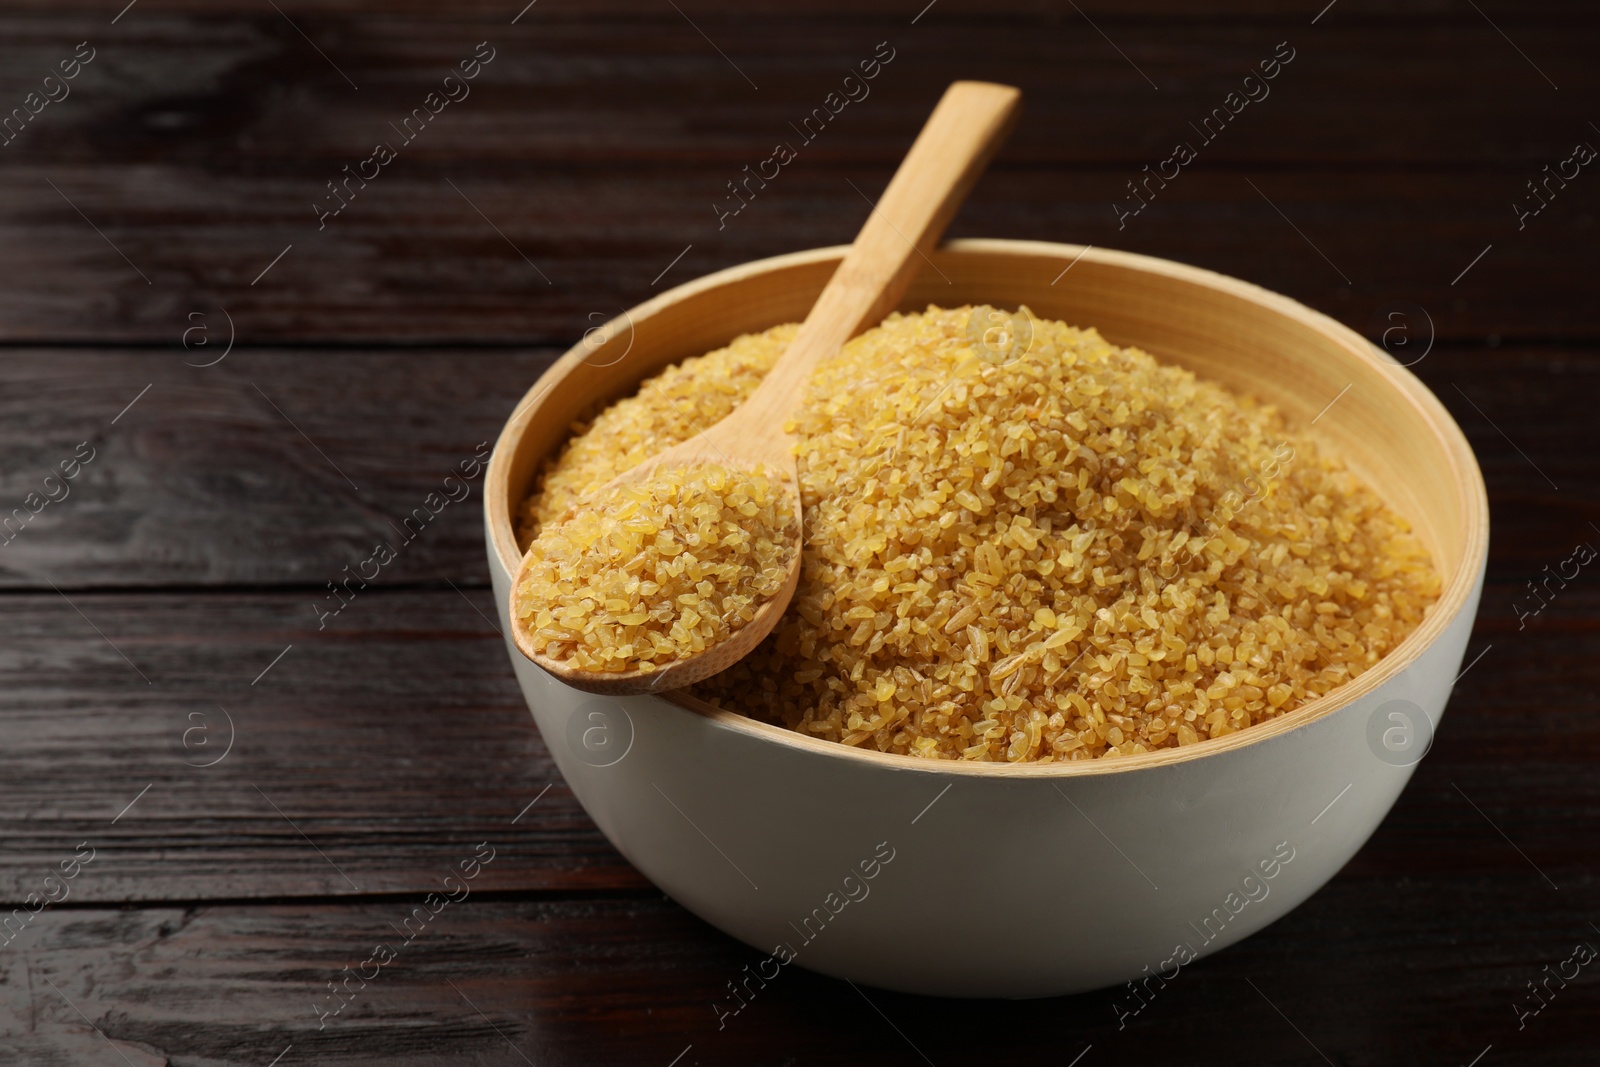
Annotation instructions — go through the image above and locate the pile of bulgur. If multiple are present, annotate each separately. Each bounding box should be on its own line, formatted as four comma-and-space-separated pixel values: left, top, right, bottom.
519, 307, 1439, 760
514, 463, 796, 674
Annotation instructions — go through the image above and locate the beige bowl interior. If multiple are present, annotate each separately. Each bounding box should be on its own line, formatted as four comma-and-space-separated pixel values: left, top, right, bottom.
487, 239, 1488, 774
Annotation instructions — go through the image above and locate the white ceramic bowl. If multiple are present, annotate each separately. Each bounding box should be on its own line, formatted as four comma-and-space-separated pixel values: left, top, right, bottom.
484, 240, 1488, 998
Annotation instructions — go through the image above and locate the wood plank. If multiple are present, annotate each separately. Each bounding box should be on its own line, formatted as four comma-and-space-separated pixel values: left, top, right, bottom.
0, 576, 1592, 903
2, 17, 1586, 172
0, 347, 1593, 589
0, 165, 1589, 342
0, 17, 1593, 342
7, 1, 1600, 19
1, 877, 1596, 1066
0, 587, 649, 901
0, 351, 554, 590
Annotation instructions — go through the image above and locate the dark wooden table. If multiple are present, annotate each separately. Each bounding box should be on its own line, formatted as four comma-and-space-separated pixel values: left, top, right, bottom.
1, 2, 1596, 1064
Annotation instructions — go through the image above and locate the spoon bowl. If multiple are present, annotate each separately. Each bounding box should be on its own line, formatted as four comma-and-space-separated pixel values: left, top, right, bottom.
511, 432, 806, 695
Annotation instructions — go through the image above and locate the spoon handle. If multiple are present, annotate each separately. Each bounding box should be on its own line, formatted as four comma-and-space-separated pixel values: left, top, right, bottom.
742, 80, 1022, 419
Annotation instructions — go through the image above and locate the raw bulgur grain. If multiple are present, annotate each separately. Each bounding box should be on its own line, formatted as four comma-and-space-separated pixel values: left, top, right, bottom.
514, 463, 797, 674
519, 306, 1439, 757
516, 324, 797, 545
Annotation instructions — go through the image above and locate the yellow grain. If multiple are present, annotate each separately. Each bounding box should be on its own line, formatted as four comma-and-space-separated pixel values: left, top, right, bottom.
521, 306, 1439, 757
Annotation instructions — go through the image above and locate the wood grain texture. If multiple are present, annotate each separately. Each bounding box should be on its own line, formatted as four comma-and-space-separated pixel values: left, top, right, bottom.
0, 351, 555, 589
0, 11, 1594, 342
1, 875, 1597, 1067
0, 346, 1593, 590
0, 587, 648, 900
7, 0, 1600, 14
0, 576, 1593, 898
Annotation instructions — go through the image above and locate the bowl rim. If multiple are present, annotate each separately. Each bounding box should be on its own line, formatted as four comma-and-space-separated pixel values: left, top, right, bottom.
486, 238, 1489, 780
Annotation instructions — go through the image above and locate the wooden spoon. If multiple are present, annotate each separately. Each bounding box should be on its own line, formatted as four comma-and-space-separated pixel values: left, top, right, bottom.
512, 80, 1022, 694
